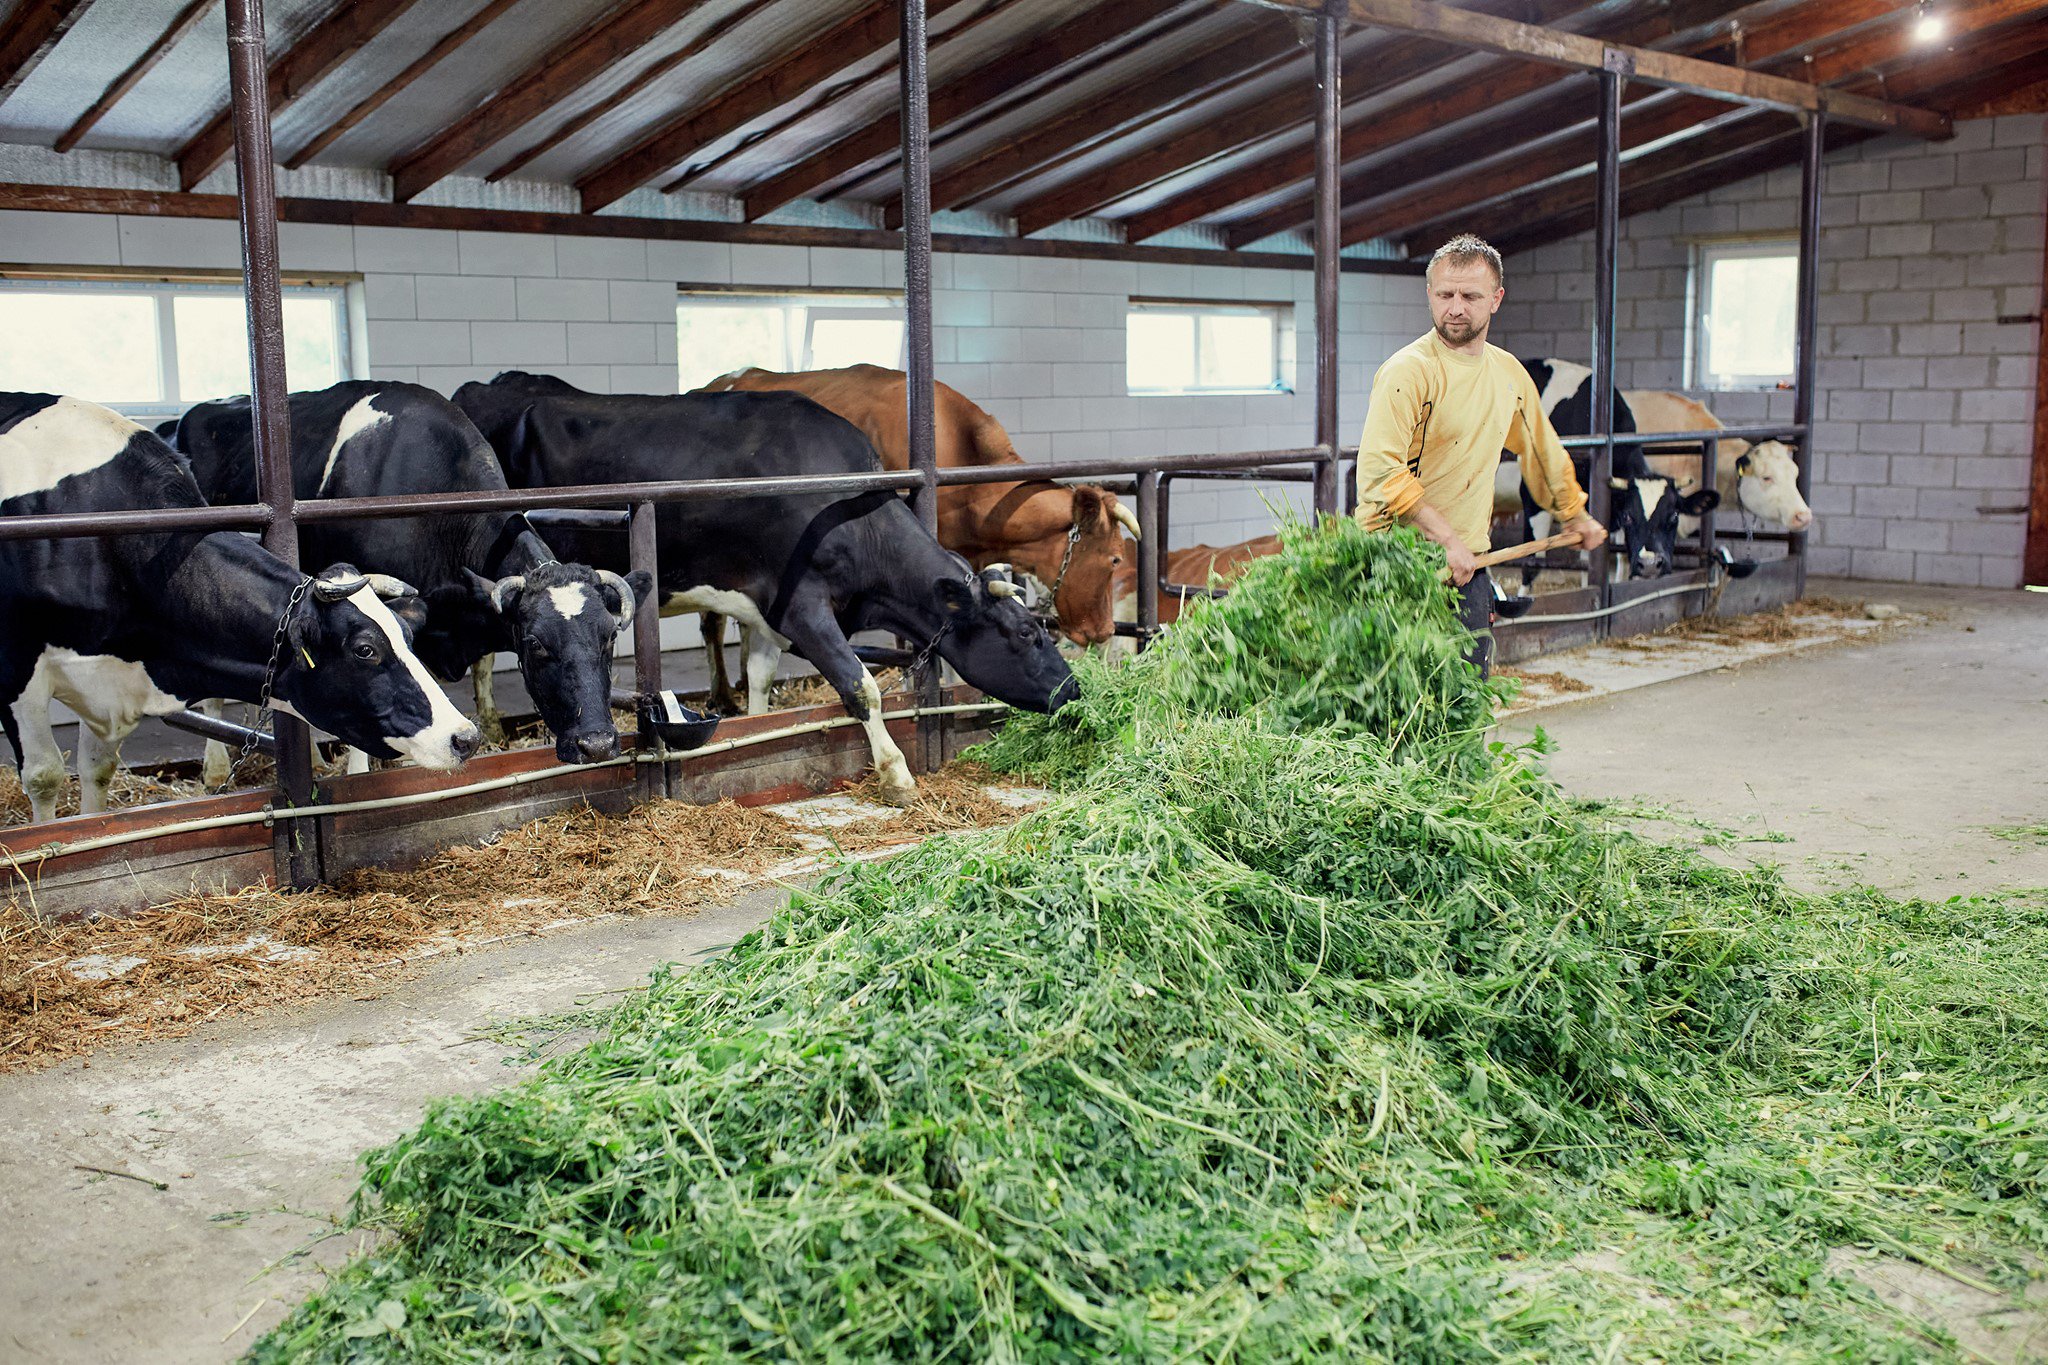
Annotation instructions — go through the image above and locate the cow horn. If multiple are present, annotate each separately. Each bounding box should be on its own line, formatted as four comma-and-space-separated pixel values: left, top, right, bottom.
597, 570, 637, 630
987, 579, 1023, 599
364, 573, 418, 600
1609, 476, 1630, 490
983, 561, 1013, 578
1110, 501, 1141, 541
489, 575, 526, 614
312, 571, 368, 603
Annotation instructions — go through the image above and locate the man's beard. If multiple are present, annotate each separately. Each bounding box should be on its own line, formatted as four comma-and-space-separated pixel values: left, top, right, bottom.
1435, 316, 1485, 347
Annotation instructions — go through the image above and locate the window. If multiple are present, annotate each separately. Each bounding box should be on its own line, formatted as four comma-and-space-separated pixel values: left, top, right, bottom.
0, 274, 352, 417
1126, 299, 1294, 396
676, 290, 905, 392
1691, 240, 1797, 389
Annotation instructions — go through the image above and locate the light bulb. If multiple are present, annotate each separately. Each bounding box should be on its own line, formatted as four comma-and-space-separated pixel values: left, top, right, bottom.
1913, 10, 1944, 41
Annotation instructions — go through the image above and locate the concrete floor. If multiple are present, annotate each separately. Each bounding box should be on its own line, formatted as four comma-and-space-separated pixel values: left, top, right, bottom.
1, 578, 2043, 1363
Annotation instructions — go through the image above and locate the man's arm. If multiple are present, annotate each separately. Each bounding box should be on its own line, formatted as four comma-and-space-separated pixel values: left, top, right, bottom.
1510, 387, 1608, 552
1352, 358, 1483, 583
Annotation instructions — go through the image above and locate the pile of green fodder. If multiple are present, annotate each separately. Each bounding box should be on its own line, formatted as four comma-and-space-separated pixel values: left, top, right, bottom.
253, 522, 2046, 1362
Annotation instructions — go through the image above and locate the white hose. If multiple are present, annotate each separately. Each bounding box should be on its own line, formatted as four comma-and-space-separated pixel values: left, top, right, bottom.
1496, 578, 1711, 627
3, 700, 1013, 866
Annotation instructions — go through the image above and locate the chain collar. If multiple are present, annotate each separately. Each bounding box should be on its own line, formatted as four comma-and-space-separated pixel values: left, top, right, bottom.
224, 575, 313, 786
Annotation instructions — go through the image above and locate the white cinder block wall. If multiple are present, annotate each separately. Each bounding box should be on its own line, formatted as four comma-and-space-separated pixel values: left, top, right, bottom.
1491, 113, 2044, 589
0, 207, 1426, 553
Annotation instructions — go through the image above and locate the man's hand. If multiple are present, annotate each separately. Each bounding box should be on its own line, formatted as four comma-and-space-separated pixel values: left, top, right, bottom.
1563, 514, 1608, 552
1443, 539, 1480, 586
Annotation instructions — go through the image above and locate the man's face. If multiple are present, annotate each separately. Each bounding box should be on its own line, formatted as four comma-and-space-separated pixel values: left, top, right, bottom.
1427, 258, 1504, 349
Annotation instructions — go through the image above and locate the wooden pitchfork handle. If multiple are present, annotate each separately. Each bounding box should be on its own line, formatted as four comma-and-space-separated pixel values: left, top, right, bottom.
1437, 530, 1584, 582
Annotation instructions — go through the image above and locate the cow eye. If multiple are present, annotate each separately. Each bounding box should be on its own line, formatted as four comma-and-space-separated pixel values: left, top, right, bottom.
526, 640, 553, 662
352, 641, 379, 662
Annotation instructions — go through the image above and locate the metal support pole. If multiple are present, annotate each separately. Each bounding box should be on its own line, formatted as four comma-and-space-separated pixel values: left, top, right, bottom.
1792, 110, 1825, 591
1699, 435, 1719, 576
1312, 4, 1342, 518
1135, 471, 1161, 648
899, 0, 945, 760
629, 500, 664, 801
1588, 63, 1623, 600
225, 0, 316, 887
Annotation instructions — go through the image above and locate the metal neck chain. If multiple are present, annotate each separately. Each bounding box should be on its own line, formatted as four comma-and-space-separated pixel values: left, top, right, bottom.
233, 575, 313, 780
908, 618, 955, 682
1043, 522, 1083, 600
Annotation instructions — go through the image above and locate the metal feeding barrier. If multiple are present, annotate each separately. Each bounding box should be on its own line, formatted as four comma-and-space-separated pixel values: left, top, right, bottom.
1, 0, 1826, 896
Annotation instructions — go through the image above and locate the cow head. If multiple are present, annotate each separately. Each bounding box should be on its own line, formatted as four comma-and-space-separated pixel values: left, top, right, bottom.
1609, 477, 1720, 578
1734, 441, 1813, 532
455, 561, 655, 764
1043, 486, 1139, 647
271, 565, 480, 769
931, 568, 1079, 713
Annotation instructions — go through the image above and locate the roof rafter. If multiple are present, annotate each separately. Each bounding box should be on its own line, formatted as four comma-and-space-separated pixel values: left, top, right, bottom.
56, 0, 216, 154
738, 0, 1196, 222
0, 0, 92, 104
388, 0, 709, 204
176, 0, 424, 191
284, 0, 522, 171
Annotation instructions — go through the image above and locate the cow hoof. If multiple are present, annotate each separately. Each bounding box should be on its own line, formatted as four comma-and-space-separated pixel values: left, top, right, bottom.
876, 779, 918, 807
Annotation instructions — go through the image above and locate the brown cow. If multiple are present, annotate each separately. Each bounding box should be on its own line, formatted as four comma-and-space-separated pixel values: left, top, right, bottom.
696, 364, 1137, 712
1112, 535, 1283, 631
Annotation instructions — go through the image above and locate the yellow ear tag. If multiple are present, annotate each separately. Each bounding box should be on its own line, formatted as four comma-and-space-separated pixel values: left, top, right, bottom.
299, 646, 317, 671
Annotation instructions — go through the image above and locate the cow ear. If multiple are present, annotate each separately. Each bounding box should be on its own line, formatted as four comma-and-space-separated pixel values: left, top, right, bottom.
1734, 453, 1753, 475
1678, 488, 1722, 516
385, 594, 431, 640
935, 576, 977, 616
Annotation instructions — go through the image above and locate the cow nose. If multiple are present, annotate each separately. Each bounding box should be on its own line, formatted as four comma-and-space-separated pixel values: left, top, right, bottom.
1791, 509, 1814, 530
576, 732, 619, 762
450, 726, 480, 763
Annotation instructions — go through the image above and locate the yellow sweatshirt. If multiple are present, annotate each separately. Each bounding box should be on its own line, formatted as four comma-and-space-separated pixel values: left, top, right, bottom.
1352, 331, 1589, 553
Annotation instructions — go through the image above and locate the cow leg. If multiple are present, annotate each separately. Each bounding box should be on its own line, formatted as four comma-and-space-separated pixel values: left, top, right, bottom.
776, 599, 915, 804
701, 613, 742, 716
743, 626, 781, 715
472, 658, 507, 748
200, 699, 234, 789
76, 719, 135, 815
13, 665, 67, 824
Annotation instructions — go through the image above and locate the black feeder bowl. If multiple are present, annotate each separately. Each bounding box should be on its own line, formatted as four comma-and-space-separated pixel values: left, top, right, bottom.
1715, 546, 1760, 579
637, 690, 721, 751
1490, 576, 1537, 621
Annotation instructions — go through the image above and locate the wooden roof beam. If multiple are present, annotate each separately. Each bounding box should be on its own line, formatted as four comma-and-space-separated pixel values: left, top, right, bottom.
388, 0, 708, 204
56, 0, 215, 154
888, 7, 1310, 229
1248, 0, 1950, 136
0, 0, 92, 104
176, 0, 423, 191
739, 0, 1196, 223
284, 0, 521, 171
577, 0, 971, 214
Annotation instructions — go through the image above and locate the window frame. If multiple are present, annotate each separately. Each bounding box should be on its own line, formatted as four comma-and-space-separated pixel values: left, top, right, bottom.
674, 286, 907, 391
1124, 297, 1296, 398
1689, 237, 1798, 392
0, 268, 355, 419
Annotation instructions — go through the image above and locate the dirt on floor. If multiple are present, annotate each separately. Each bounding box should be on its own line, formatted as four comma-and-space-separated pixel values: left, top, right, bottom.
0, 762, 1025, 1076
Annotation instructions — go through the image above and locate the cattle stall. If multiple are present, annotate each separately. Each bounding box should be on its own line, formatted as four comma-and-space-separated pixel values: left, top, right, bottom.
0, 0, 2036, 913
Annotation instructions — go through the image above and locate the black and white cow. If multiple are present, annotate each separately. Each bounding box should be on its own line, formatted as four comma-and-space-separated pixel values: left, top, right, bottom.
1516, 358, 1719, 583
1, 393, 477, 819
164, 382, 653, 767
451, 372, 1078, 803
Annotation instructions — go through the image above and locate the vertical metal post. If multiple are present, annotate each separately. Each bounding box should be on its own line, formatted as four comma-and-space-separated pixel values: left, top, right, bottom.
1792, 109, 1825, 591
226, 0, 315, 887
1312, 4, 1342, 518
1135, 471, 1161, 648
899, 0, 943, 762
1588, 62, 1623, 600
1699, 435, 1718, 581
629, 500, 664, 802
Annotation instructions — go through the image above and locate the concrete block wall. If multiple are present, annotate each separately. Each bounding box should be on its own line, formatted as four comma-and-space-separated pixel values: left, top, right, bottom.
0, 207, 1432, 553
1490, 113, 2044, 589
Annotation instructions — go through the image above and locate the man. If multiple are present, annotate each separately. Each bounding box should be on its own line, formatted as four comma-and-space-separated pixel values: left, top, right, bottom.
1353, 234, 1607, 676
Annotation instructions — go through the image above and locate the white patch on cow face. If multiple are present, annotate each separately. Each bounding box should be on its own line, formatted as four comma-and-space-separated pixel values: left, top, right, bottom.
1634, 478, 1668, 521
1536, 359, 1593, 417
345, 586, 477, 770
547, 583, 592, 619
660, 585, 793, 650
1736, 441, 1813, 530
0, 396, 144, 500
317, 394, 392, 495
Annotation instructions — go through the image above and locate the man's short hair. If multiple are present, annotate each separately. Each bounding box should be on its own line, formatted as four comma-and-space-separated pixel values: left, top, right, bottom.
1427, 234, 1504, 289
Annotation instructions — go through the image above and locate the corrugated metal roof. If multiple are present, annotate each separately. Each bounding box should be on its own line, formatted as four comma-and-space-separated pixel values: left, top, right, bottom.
0, 0, 2035, 255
